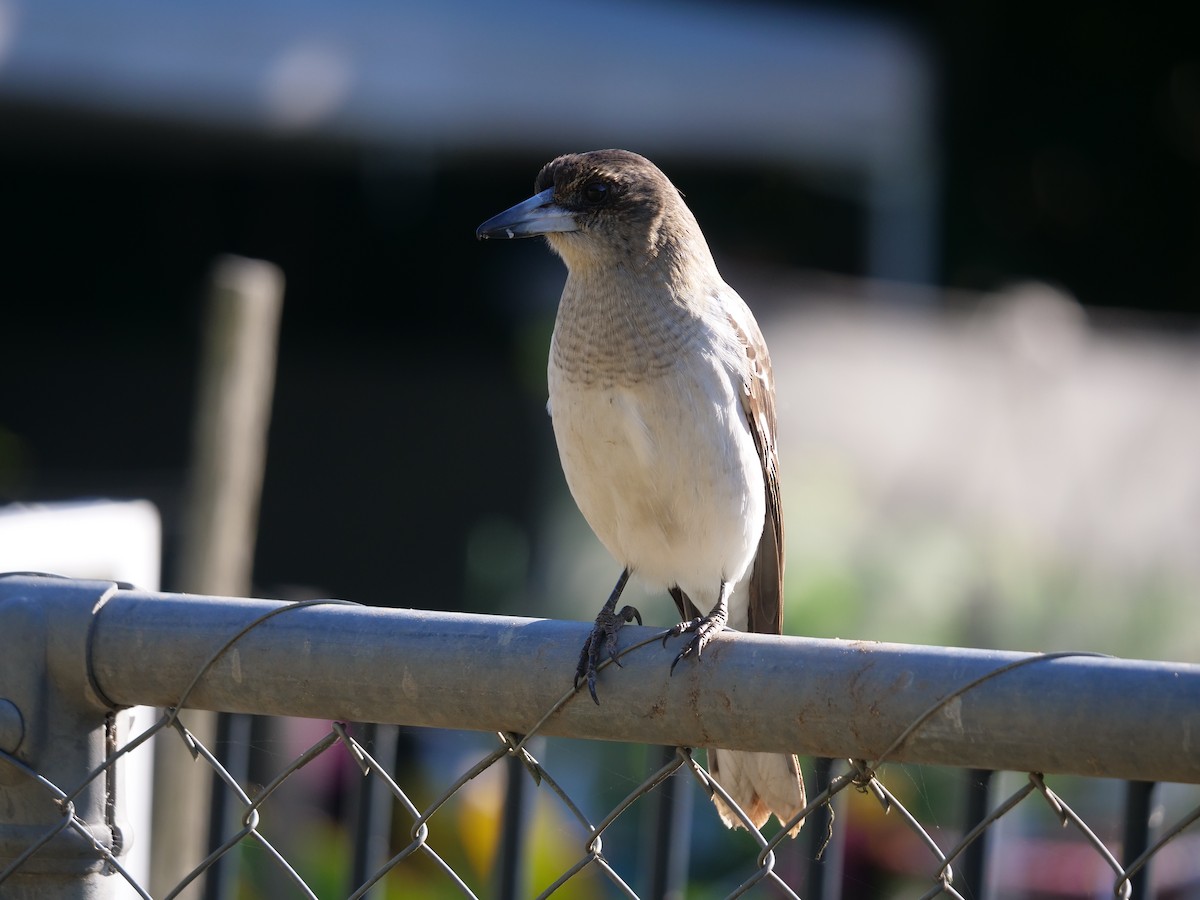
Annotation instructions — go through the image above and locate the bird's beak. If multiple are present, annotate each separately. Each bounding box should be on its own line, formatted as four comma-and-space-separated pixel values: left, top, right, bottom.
476, 188, 579, 240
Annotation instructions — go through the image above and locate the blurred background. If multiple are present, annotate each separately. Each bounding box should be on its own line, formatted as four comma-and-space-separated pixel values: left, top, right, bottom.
1, 1, 1198, 897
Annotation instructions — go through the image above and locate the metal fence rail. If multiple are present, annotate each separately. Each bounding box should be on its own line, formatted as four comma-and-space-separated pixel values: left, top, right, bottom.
2, 572, 1199, 898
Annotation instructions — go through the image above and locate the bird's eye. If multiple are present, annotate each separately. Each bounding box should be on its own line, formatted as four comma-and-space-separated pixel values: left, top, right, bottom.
583, 182, 609, 205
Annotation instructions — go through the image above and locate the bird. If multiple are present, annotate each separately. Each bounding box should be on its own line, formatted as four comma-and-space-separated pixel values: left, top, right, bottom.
476, 149, 805, 836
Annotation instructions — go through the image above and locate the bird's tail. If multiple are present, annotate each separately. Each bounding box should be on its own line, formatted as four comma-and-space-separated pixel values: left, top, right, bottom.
707, 748, 806, 837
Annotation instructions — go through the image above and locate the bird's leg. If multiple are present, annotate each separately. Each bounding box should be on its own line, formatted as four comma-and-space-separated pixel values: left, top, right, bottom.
574, 567, 642, 704
666, 580, 730, 674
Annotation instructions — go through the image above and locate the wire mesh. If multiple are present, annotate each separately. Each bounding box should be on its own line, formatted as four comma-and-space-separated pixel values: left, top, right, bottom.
2, 594, 1199, 898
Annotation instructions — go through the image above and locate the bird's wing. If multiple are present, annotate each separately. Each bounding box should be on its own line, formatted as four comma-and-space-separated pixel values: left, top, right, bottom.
728, 302, 785, 636
669, 585, 703, 622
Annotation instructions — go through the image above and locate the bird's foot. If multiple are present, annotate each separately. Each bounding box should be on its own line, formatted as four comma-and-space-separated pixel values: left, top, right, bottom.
665, 608, 729, 674
574, 603, 642, 704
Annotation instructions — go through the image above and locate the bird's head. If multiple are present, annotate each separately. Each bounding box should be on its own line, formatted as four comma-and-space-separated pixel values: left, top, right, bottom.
476, 149, 707, 272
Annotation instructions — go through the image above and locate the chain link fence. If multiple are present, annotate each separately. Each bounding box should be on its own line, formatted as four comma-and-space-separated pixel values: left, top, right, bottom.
2, 573, 1199, 898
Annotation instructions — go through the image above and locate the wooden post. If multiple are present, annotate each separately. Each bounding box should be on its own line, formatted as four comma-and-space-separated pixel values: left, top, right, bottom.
150, 255, 283, 897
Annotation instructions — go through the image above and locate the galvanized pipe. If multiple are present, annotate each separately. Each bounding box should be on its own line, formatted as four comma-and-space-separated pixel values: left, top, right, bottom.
0, 576, 125, 899
73, 580, 1200, 785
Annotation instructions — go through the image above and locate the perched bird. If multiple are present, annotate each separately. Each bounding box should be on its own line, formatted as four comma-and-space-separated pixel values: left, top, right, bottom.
477, 149, 805, 835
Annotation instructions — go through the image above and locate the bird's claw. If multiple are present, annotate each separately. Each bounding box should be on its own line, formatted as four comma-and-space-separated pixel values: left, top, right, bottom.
574, 604, 642, 704
666, 613, 727, 675
662, 617, 700, 648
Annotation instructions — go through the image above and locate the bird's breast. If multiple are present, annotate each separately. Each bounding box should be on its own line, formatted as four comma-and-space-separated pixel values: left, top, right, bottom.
547, 345, 765, 602
548, 271, 711, 388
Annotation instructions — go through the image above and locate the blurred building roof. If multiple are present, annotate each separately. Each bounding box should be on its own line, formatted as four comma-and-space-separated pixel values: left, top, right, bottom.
0, 0, 938, 283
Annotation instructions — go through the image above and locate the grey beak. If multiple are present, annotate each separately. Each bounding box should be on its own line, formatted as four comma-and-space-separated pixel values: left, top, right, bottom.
476, 188, 579, 240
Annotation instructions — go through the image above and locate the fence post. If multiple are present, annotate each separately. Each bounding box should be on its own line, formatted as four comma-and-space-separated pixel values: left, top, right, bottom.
0, 575, 122, 899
